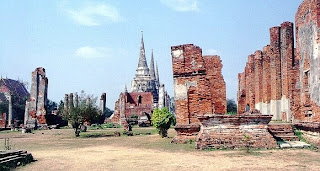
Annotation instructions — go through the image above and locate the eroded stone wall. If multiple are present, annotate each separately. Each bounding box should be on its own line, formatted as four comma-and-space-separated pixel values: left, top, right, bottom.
196, 110, 277, 149
171, 44, 226, 143
237, 22, 296, 121
111, 92, 154, 126
25, 67, 48, 127
238, 0, 320, 124
295, 0, 320, 122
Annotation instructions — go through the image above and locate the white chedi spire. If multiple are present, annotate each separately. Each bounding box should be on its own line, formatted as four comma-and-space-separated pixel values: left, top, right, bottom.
136, 31, 149, 76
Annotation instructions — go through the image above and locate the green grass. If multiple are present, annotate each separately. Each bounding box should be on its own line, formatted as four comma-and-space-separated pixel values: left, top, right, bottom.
80, 127, 157, 138
293, 129, 318, 150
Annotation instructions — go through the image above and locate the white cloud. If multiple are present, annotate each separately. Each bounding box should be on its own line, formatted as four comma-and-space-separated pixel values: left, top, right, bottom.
205, 49, 219, 55
160, 0, 199, 12
75, 46, 112, 59
64, 2, 123, 26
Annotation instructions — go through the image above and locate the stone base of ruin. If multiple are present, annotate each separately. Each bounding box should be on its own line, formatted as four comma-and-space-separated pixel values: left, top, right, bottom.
195, 113, 277, 149
171, 124, 201, 144
295, 122, 320, 147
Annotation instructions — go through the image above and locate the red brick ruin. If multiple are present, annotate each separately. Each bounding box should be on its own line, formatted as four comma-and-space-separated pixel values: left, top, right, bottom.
25, 67, 48, 128
171, 0, 320, 149
170, 44, 277, 149
238, 0, 320, 146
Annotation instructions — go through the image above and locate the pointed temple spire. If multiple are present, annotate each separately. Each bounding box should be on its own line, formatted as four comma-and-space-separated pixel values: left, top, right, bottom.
136, 31, 149, 76
155, 62, 159, 83
149, 49, 156, 80
124, 85, 128, 93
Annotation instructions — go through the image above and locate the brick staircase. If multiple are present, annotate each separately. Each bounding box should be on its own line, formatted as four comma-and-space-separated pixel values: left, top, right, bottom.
268, 123, 299, 141
0, 150, 34, 169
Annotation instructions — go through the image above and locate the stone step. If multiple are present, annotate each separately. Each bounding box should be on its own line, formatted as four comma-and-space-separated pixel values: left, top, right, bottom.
276, 135, 299, 141
0, 150, 34, 169
270, 131, 295, 135
0, 156, 24, 164
279, 141, 311, 149
0, 150, 23, 158
0, 154, 19, 162
268, 124, 299, 141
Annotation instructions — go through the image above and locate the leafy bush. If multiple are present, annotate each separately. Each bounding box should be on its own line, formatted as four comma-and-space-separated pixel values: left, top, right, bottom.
61, 91, 101, 137
151, 107, 176, 138
227, 98, 237, 114
102, 123, 121, 128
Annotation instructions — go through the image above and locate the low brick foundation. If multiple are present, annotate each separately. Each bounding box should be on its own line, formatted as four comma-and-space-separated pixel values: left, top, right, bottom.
196, 113, 277, 149
171, 124, 201, 143
295, 122, 320, 147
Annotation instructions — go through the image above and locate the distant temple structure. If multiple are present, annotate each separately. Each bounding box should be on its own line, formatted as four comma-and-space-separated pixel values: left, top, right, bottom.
111, 32, 173, 126
0, 78, 29, 128
24, 67, 48, 128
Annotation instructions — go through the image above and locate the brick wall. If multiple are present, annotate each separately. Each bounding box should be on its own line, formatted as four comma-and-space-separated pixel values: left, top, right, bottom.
111, 92, 154, 126
238, 0, 320, 124
171, 44, 226, 143
203, 55, 227, 114
295, 0, 320, 122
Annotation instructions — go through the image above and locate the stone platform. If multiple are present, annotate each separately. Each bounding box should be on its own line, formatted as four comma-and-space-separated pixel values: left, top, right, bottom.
171, 124, 201, 143
195, 113, 277, 149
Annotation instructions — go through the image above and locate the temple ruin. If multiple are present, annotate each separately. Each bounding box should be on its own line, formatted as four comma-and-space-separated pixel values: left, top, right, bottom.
25, 67, 48, 128
237, 0, 320, 146
0, 78, 29, 128
170, 44, 227, 143
111, 32, 173, 127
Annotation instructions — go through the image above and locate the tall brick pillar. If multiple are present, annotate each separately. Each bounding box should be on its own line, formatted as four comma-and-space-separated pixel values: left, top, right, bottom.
203, 55, 227, 114
254, 50, 263, 110
237, 72, 246, 114
280, 22, 294, 122
25, 67, 48, 128
261, 45, 272, 114
270, 26, 282, 120
247, 55, 256, 110
171, 44, 215, 143
295, 0, 320, 122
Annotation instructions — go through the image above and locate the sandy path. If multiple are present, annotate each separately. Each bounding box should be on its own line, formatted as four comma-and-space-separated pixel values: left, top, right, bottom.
18, 144, 319, 171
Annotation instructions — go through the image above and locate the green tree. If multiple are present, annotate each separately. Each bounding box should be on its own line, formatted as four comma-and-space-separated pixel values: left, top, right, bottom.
151, 107, 176, 138
227, 98, 237, 114
46, 99, 57, 115
61, 91, 101, 137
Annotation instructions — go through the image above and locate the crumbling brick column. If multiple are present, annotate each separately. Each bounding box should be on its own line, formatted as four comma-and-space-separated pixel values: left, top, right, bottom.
262, 46, 271, 103
269, 26, 282, 120
203, 55, 227, 114
100, 93, 107, 114
237, 72, 246, 114
25, 67, 48, 128
254, 50, 263, 110
280, 22, 295, 121
295, 0, 320, 122
171, 44, 227, 143
247, 55, 255, 110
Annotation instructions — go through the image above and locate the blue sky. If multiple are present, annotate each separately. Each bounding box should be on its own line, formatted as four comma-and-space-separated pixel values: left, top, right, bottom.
0, 0, 302, 109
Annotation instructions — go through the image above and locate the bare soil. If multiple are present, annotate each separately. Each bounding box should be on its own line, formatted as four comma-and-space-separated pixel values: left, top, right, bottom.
1, 128, 320, 171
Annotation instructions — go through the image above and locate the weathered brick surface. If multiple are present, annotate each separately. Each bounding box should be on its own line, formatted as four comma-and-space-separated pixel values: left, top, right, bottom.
262, 46, 271, 103
203, 56, 227, 114
171, 44, 226, 143
0, 113, 6, 128
237, 72, 246, 114
254, 51, 263, 104
111, 92, 154, 126
270, 26, 282, 101
25, 67, 48, 127
238, 0, 320, 135
295, 0, 320, 123
281, 22, 295, 98
196, 110, 277, 149
238, 22, 295, 120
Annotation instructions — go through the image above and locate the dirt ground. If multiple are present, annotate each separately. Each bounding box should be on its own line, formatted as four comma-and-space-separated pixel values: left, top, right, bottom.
1, 128, 320, 171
